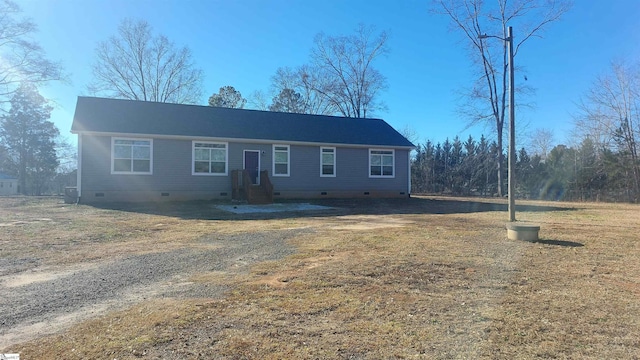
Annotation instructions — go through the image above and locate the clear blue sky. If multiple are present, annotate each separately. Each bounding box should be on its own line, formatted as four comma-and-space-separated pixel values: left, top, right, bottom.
20, 0, 640, 149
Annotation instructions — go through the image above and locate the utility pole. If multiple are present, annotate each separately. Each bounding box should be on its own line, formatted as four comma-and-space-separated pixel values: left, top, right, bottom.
481, 27, 541, 240
507, 26, 515, 222
479, 26, 516, 221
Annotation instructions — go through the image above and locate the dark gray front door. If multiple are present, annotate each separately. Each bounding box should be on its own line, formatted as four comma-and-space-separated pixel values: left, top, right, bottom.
244, 151, 259, 184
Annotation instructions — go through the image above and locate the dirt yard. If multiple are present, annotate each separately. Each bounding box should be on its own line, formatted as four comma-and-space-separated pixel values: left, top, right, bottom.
1, 196, 639, 359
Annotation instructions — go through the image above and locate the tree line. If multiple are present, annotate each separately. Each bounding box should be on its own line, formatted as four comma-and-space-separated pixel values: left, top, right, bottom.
4, 0, 638, 203
412, 134, 640, 203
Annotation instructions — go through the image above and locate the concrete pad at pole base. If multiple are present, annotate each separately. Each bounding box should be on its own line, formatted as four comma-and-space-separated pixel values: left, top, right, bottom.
506, 222, 540, 241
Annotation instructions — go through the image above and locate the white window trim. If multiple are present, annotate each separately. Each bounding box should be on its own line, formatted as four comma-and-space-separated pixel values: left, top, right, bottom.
320, 146, 336, 177
273, 144, 290, 177
111, 137, 153, 175
368, 148, 395, 178
192, 141, 229, 176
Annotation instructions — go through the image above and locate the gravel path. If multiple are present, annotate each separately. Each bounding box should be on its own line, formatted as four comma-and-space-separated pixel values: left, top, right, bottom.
0, 229, 305, 347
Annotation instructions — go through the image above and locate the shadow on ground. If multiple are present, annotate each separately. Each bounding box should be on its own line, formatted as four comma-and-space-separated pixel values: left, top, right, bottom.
535, 239, 585, 247
89, 196, 576, 221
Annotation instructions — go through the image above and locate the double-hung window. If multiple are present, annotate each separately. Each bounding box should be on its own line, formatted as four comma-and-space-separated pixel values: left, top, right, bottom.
112, 138, 152, 174
320, 147, 336, 177
273, 145, 290, 176
369, 149, 394, 178
193, 141, 228, 175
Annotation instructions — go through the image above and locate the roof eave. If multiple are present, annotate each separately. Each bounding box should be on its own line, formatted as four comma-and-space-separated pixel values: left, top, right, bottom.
72, 130, 415, 150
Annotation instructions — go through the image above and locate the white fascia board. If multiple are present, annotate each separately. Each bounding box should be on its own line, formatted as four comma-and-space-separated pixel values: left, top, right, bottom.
72, 130, 416, 150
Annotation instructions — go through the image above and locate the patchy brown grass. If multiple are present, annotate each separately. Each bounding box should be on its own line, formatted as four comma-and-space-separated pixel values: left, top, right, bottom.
3, 196, 640, 359
0, 197, 300, 269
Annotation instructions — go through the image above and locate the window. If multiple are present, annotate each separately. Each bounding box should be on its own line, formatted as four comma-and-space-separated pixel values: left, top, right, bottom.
273, 145, 290, 176
112, 138, 152, 174
320, 147, 336, 177
193, 141, 228, 175
369, 149, 394, 178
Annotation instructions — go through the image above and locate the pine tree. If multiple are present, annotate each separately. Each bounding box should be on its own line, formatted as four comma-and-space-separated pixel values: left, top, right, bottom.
0, 84, 58, 195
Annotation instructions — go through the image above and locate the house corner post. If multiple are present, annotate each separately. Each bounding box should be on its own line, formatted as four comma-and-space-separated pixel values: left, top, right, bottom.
76, 134, 82, 203
408, 150, 412, 197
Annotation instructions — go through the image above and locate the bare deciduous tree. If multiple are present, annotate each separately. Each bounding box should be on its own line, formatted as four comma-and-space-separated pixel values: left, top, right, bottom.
434, 0, 570, 196
248, 90, 270, 111
269, 66, 337, 115
529, 128, 555, 160
574, 61, 638, 147
55, 136, 77, 174
310, 24, 389, 118
89, 19, 203, 104
575, 60, 640, 198
399, 124, 420, 145
0, 0, 64, 106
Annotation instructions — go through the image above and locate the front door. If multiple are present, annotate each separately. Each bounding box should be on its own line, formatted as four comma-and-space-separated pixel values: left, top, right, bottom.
243, 150, 260, 185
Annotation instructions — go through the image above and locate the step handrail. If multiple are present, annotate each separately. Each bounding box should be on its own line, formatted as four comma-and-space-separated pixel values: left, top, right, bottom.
260, 170, 273, 203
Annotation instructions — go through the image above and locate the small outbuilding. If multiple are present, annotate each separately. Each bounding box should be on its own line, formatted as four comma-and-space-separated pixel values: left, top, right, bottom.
0, 173, 18, 196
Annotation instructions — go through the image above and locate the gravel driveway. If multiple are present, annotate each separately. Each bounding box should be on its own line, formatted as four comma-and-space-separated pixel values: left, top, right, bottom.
0, 229, 305, 347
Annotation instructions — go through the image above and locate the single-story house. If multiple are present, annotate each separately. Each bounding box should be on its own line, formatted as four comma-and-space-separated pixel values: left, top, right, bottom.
0, 173, 18, 195
71, 97, 415, 203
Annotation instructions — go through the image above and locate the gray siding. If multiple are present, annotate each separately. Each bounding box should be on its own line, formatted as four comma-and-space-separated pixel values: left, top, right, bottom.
82, 136, 230, 192
271, 145, 409, 193
0, 179, 18, 196
79, 134, 409, 202
80, 135, 233, 201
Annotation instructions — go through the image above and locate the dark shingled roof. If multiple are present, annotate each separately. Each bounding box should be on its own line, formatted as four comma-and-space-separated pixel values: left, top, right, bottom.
0, 172, 17, 180
71, 97, 414, 148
